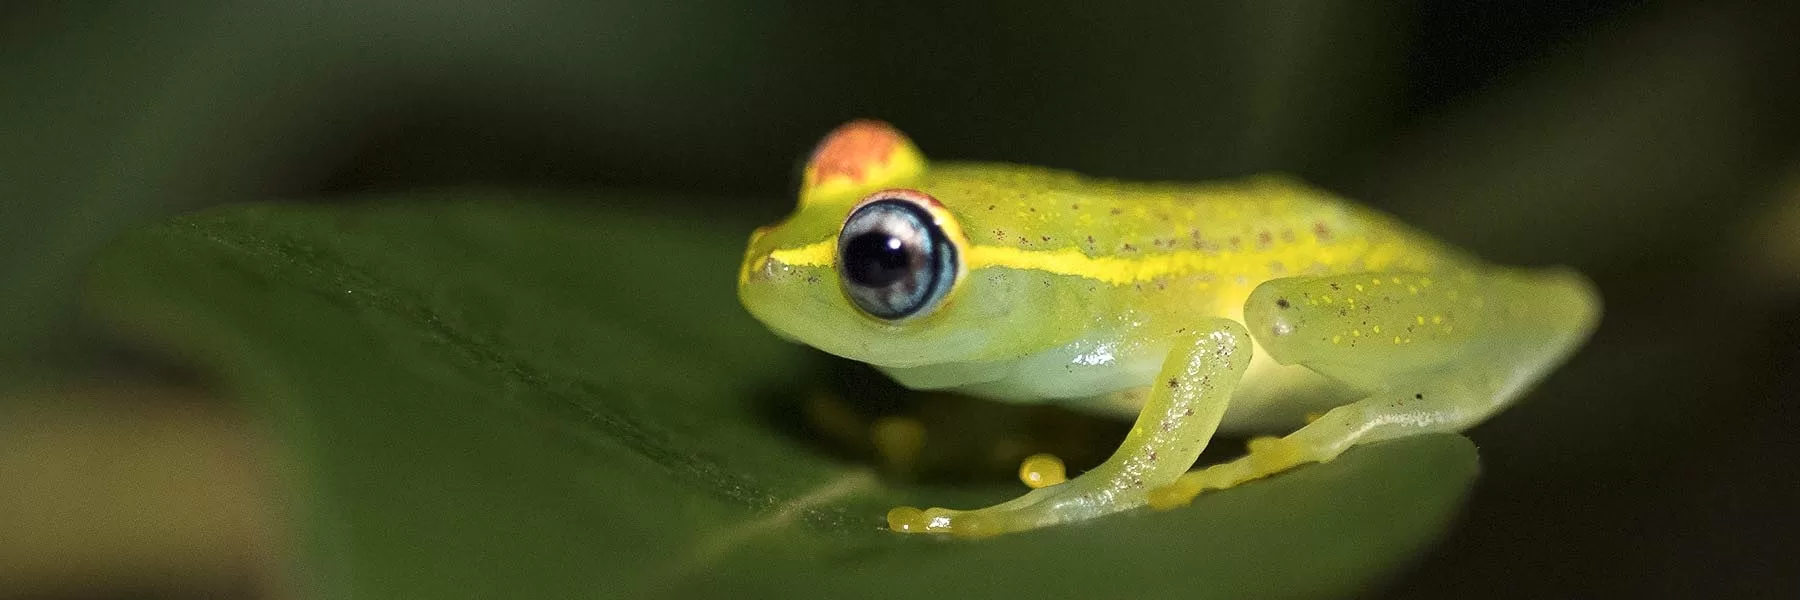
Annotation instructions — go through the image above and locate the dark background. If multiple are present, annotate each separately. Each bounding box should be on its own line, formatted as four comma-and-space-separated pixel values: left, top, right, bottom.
2, 1, 1797, 597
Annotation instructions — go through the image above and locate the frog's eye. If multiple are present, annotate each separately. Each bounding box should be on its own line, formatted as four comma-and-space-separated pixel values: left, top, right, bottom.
837, 191, 960, 320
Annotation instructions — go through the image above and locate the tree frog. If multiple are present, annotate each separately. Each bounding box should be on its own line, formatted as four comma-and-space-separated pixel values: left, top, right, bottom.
738, 120, 1600, 537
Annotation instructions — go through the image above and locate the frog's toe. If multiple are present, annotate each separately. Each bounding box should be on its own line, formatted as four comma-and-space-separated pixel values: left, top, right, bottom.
1147, 437, 1321, 511
1146, 463, 1239, 510
886, 505, 1006, 538
885, 482, 1111, 537
885, 505, 933, 533
1146, 477, 1205, 510
1017, 453, 1067, 489
1245, 435, 1315, 475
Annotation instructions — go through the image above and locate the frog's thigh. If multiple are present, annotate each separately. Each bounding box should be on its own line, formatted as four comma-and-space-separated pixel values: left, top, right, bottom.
1151, 269, 1599, 508
887, 318, 1252, 536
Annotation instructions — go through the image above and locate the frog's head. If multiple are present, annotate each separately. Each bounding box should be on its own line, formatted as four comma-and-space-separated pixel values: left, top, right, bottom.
739, 121, 1062, 368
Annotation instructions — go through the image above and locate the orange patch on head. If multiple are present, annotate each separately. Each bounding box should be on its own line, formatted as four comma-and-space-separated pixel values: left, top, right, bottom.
798, 120, 926, 204
807, 120, 905, 188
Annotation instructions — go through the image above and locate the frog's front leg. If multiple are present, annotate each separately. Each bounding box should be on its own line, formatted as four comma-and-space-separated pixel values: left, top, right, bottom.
1150, 268, 1600, 509
887, 319, 1252, 537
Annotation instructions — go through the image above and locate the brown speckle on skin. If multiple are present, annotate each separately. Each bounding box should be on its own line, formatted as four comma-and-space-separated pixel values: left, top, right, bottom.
1071, 203, 1080, 210
1329, 282, 1341, 290
1167, 378, 1179, 389
1281, 229, 1296, 243
1122, 243, 1137, 252
1257, 231, 1273, 247
987, 204, 995, 211
1313, 222, 1332, 240
994, 229, 1007, 241
1276, 298, 1291, 309
1110, 208, 1124, 216
1041, 235, 1052, 242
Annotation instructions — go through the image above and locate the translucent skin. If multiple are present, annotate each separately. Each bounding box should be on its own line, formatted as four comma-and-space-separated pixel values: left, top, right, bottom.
739, 121, 1601, 536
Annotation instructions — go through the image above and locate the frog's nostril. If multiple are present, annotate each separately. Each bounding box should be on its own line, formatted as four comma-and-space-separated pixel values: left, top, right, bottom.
739, 252, 775, 285
745, 253, 792, 283
747, 255, 769, 281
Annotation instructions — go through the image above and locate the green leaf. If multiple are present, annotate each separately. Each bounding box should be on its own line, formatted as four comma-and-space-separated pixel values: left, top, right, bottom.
87, 194, 1478, 599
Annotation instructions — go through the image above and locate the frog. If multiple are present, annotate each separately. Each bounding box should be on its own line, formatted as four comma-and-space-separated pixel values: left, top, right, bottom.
737, 120, 1601, 537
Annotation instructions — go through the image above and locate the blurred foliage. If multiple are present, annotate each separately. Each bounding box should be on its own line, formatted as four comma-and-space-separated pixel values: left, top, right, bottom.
0, 385, 273, 598
1, 0, 1797, 597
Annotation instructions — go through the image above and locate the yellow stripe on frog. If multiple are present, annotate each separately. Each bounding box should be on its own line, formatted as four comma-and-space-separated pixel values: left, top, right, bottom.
766, 238, 1414, 287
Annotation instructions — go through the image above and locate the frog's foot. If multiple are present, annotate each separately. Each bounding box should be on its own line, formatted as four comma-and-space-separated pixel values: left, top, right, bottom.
881, 453, 1076, 537
1146, 436, 1319, 510
885, 503, 1037, 538
884, 477, 1130, 537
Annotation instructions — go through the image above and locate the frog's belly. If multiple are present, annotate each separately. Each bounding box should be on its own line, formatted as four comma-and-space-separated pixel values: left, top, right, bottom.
880, 338, 1358, 434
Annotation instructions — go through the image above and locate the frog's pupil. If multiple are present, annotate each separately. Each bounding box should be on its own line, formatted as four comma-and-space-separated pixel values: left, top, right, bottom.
845, 231, 912, 288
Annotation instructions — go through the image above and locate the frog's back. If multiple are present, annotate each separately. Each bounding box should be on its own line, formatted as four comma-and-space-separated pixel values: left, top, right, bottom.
920, 163, 1475, 292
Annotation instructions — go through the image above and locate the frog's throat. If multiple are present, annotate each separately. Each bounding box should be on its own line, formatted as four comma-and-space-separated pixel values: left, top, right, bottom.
767, 239, 1409, 287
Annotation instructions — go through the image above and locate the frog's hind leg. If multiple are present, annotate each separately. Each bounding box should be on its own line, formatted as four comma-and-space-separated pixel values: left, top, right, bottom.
887, 318, 1253, 537
1150, 268, 1599, 509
